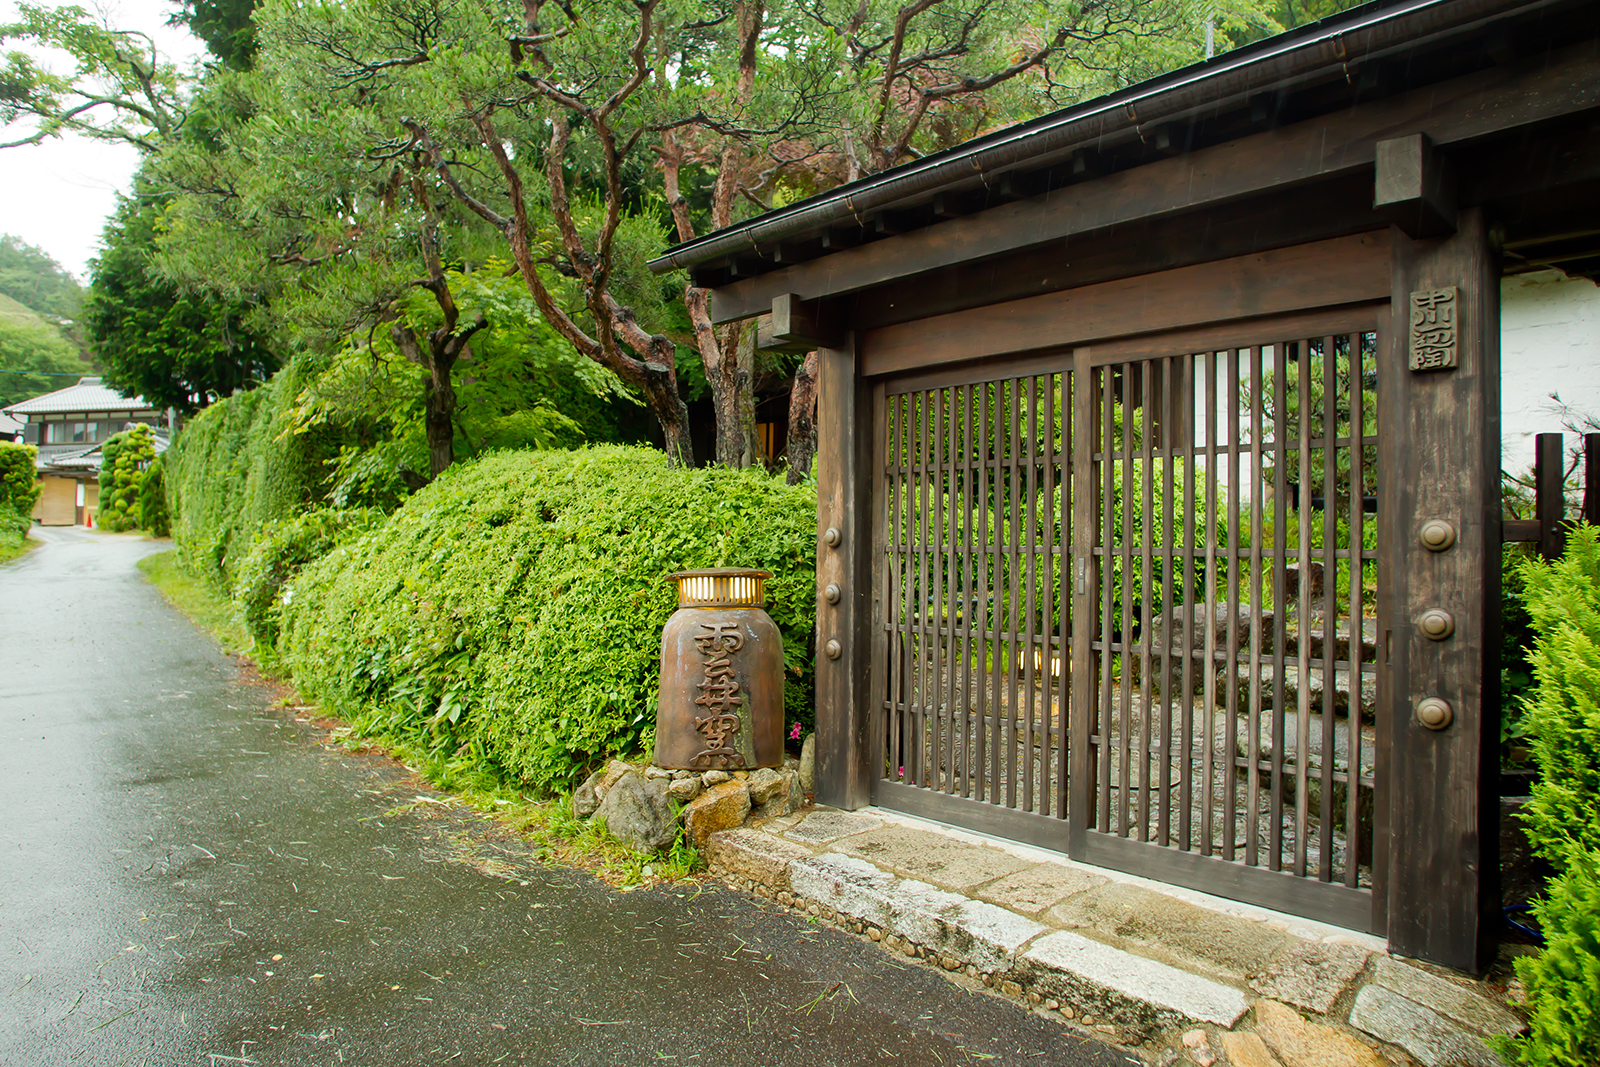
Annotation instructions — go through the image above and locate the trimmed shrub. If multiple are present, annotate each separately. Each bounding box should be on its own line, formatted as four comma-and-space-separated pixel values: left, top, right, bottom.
138, 456, 170, 537
1517, 526, 1600, 866
97, 424, 157, 531
1499, 526, 1600, 1066
0, 441, 40, 516
233, 508, 383, 646
277, 446, 816, 793
1501, 849, 1600, 1067
166, 351, 336, 588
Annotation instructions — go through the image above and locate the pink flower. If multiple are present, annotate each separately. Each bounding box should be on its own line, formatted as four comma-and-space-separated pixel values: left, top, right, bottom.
789, 722, 803, 741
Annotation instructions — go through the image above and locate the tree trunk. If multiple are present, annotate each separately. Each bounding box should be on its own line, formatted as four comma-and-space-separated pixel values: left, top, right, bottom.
786, 350, 818, 485
424, 344, 458, 478
711, 322, 761, 468
642, 363, 695, 469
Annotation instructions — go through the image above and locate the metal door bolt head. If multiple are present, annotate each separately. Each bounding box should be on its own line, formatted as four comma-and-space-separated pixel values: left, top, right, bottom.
824, 583, 842, 605
823, 527, 842, 548
825, 640, 842, 660
1420, 609, 1456, 640
1417, 697, 1454, 730
1419, 519, 1457, 551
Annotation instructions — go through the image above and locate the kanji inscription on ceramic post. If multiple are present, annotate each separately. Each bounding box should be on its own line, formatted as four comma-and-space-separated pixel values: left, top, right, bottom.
691, 622, 746, 769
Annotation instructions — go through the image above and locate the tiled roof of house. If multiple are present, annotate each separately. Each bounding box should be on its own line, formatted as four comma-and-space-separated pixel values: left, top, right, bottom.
1, 377, 157, 416
0, 411, 22, 438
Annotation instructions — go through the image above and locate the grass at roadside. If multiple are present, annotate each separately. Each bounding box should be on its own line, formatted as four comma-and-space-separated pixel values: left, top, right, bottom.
138, 548, 702, 887
0, 531, 40, 565
137, 549, 256, 659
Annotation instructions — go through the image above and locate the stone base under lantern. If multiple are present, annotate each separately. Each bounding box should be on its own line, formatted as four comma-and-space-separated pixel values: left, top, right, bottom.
572, 756, 808, 854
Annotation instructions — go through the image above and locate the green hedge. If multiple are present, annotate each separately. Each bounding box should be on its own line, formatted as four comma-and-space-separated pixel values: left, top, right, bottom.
276, 446, 816, 793
97, 424, 158, 531
138, 456, 170, 537
1501, 526, 1600, 1066
233, 507, 384, 647
166, 351, 336, 588
0, 441, 39, 516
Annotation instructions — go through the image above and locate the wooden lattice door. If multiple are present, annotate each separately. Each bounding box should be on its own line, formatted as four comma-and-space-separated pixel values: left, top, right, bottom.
869, 310, 1386, 931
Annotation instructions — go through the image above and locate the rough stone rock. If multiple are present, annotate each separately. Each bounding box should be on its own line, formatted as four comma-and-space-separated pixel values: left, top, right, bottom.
747, 767, 788, 805
799, 734, 816, 794
1282, 560, 1325, 601
751, 769, 804, 819
594, 771, 677, 853
1142, 603, 1273, 695
704, 827, 811, 891
1219, 1032, 1283, 1067
572, 768, 605, 819
1249, 940, 1373, 1014
1348, 985, 1506, 1067
600, 759, 635, 792
976, 863, 1107, 917
644, 765, 674, 780
1366, 957, 1526, 1038
683, 781, 751, 847
1254, 999, 1384, 1067
702, 769, 732, 787
672, 769, 695, 779
667, 776, 703, 803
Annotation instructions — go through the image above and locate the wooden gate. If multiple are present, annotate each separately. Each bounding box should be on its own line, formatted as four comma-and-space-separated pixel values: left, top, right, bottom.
869, 310, 1384, 931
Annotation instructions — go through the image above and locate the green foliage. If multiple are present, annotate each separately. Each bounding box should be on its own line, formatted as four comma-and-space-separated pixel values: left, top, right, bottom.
0, 293, 85, 407
1499, 849, 1600, 1067
0, 234, 83, 324
166, 351, 336, 587
137, 455, 170, 537
96, 423, 157, 531
0, 440, 41, 515
232, 507, 383, 647
86, 184, 279, 414
1516, 527, 1600, 868
0, 505, 29, 563
277, 447, 816, 794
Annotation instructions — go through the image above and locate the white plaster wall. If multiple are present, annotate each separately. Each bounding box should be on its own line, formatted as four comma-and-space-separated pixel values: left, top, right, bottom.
1501, 270, 1600, 477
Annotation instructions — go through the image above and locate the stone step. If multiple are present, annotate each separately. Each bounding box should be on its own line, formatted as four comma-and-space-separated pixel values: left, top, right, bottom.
1216, 663, 1377, 721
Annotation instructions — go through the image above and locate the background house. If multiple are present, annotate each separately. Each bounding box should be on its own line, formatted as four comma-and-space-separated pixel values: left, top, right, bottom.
1, 377, 174, 526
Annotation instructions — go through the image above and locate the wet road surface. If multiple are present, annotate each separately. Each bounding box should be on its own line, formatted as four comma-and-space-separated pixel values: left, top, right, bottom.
1, 530, 1134, 1066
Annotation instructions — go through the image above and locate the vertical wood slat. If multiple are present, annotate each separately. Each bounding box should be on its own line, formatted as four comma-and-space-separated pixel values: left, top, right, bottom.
1224, 347, 1243, 863
1535, 432, 1566, 561
959, 384, 976, 798
1138, 361, 1156, 841
1346, 335, 1366, 888
1158, 357, 1178, 847
1057, 371, 1073, 820
1270, 343, 1290, 872
1294, 338, 1314, 878
930, 390, 946, 793
1177, 355, 1197, 851
1099, 366, 1115, 832
1007, 381, 1023, 808
1118, 365, 1135, 835
1070, 349, 1096, 850
1201, 349, 1219, 856
976, 385, 991, 802
1318, 336, 1340, 882
1247, 345, 1265, 869
1030, 379, 1043, 812
886, 393, 903, 786
1040, 374, 1058, 816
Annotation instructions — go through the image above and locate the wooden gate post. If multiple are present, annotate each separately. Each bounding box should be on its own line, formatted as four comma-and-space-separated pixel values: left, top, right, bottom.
1380, 208, 1501, 972
814, 335, 875, 809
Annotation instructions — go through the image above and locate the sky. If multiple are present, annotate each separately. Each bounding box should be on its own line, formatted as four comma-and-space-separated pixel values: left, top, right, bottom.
0, 0, 210, 282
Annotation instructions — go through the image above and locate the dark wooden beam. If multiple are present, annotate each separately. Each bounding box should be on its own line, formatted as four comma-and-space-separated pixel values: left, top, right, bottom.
858, 231, 1390, 377
766, 293, 841, 350
844, 172, 1381, 332
820, 227, 861, 251
706, 39, 1600, 324
1536, 432, 1567, 560
1375, 133, 1458, 239
1381, 209, 1501, 974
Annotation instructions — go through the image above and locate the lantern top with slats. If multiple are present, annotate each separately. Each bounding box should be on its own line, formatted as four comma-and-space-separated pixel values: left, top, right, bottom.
668, 568, 772, 609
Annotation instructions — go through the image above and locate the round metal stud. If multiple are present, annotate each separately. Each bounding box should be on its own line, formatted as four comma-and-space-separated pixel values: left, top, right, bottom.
824, 527, 842, 548
1417, 697, 1454, 731
825, 639, 842, 660
824, 583, 842, 605
1419, 609, 1456, 641
1419, 519, 1457, 552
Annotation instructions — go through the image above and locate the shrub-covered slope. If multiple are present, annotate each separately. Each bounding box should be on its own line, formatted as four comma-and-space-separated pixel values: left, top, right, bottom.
277, 446, 816, 793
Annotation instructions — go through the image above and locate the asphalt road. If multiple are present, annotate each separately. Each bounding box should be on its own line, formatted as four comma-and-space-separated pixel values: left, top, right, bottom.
1, 529, 1134, 1067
